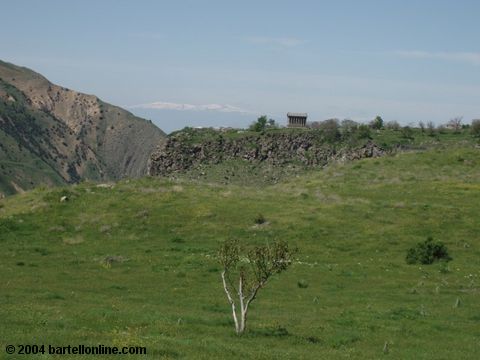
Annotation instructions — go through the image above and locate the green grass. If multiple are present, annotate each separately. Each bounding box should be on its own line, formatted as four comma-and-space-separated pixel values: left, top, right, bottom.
0, 144, 479, 359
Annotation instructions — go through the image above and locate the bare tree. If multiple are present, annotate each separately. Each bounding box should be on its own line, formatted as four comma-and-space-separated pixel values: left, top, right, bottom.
385, 120, 400, 131
218, 239, 296, 335
447, 116, 463, 133
418, 121, 425, 133
426, 121, 436, 136
307, 119, 340, 142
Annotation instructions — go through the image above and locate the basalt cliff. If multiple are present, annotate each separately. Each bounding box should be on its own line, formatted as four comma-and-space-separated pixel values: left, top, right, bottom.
149, 128, 386, 177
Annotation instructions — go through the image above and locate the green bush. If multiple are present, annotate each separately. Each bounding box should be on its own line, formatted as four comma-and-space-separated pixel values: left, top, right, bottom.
297, 279, 309, 288
406, 237, 452, 265
315, 119, 341, 143
357, 124, 372, 139
249, 115, 268, 132
471, 119, 480, 137
254, 213, 266, 225
401, 126, 414, 140
370, 116, 384, 129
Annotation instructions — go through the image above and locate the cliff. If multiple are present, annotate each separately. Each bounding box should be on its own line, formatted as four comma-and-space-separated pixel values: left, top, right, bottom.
149, 128, 386, 177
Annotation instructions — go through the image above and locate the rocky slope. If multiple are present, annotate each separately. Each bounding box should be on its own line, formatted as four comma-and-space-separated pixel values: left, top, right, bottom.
0, 60, 165, 195
149, 128, 386, 177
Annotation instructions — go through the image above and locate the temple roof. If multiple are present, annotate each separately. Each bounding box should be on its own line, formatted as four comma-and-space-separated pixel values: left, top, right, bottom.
287, 112, 308, 118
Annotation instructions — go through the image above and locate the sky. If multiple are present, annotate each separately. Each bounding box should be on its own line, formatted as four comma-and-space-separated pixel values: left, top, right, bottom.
1, 0, 479, 133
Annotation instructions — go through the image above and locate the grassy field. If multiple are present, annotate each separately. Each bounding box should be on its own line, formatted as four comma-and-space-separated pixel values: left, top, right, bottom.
1, 143, 479, 359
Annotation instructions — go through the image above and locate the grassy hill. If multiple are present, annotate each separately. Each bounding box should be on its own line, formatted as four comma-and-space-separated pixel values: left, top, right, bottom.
153, 126, 478, 186
1, 141, 479, 359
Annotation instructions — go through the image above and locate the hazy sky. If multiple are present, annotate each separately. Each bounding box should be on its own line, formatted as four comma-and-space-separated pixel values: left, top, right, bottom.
2, 0, 479, 132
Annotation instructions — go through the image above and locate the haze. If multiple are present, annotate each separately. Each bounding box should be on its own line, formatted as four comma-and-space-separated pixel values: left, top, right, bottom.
2, 0, 479, 133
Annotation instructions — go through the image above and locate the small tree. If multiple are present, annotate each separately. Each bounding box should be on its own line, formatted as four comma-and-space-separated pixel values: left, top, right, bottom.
471, 119, 480, 137
218, 239, 296, 335
426, 121, 436, 136
385, 120, 400, 131
406, 237, 452, 265
357, 124, 372, 139
447, 116, 463, 133
418, 121, 425, 133
340, 119, 359, 134
370, 116, 384, 130
339, 119, 359, 142
401, 126, 414, 140
249, 115, 268, 132
319, 119, 341, 142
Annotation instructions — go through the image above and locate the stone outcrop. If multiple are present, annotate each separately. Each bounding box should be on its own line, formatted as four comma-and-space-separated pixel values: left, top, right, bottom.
149, 129, 386, 176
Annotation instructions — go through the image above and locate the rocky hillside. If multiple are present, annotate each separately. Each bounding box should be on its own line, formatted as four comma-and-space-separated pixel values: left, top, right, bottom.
149, 128, 386, 177
0, 60, 165, 195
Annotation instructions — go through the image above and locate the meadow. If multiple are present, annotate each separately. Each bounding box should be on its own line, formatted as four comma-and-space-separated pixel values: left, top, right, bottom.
1, 140, 479, 359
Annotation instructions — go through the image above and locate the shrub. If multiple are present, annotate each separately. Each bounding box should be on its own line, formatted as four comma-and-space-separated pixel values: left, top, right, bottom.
171, 237, 185, 244
471, 119, 480, 137
400, 126, 414, 140
297, 279, 309, 288
426, 121, 436, 136
263, 325, 289, 337
254, 213, 266, 225
406, 237, 452, 265
267, 118, 277, 127
437, 125, 447, 134
249, 115, 268, 132
385, 120, 400, 131
357, 124, 372, 139
310, 119, 341, 142
340, 119, 359, 137
370, 116, 384, 129
306, 336, 321, 344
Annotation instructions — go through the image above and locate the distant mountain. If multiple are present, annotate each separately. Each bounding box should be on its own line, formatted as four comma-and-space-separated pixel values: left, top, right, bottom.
0, 60, 166, 196
131, 107, 259, 134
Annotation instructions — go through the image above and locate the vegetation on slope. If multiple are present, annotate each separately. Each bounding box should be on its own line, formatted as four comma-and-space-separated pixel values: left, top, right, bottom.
151, 125, 478, 186
1, 143, 479, 359
0, 60, 165, 196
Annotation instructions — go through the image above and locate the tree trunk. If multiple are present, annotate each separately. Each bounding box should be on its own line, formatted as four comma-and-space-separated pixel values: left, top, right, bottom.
221, 271, 239, 333
221, 271, 262, 335
239, 309, 247, 334
238, 274, 246, 334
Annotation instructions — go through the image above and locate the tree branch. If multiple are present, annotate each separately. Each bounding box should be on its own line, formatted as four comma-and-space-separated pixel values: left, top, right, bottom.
244, 280, 265, 313
225, 272, 238, 296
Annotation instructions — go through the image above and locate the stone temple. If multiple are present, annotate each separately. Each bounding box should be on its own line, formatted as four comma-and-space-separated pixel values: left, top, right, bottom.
287, 112, 307, 128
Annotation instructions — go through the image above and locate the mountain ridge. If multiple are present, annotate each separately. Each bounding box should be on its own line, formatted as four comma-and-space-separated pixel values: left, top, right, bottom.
0, 60, 166, 195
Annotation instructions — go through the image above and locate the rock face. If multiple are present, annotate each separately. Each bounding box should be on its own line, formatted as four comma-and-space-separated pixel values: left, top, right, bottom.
0, 60, 166, 194
149, 129, 386, 176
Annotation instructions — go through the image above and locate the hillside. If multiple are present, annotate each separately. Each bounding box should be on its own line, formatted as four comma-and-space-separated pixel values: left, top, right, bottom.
149, 128, 385, 179
148, 125, 478, 185
1, 143, 479, 359
0, 60, 165, 196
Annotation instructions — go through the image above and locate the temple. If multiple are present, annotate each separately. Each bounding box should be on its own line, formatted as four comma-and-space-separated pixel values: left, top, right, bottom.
287, 112, 307, 128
